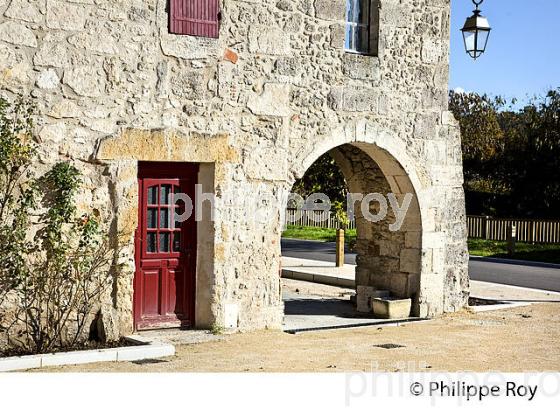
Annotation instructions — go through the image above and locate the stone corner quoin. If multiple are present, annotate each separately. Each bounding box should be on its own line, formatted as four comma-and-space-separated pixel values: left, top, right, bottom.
0, 0, 468, 335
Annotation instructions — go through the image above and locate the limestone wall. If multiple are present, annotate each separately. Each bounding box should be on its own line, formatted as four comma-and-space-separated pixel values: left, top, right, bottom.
0, 0, 468, 334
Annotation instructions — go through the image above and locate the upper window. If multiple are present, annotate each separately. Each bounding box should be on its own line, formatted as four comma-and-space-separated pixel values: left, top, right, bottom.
169, 0, 220, 38
345, 0, 379, 55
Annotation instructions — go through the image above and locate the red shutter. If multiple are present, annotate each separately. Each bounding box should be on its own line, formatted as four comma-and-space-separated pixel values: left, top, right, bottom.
170, 0, 220, 38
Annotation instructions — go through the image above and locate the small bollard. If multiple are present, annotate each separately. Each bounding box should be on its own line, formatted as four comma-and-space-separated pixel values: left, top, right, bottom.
507, 224, 517, 256
336, 228, 345, 267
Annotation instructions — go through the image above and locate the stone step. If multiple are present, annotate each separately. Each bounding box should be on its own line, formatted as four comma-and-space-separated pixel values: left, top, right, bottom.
371, 297, 412, 319
281, 268, 355, 288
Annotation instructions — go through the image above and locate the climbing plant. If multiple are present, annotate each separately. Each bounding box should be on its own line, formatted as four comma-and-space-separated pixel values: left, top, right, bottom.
0, 97, 122, 355
0, 97, 36, 304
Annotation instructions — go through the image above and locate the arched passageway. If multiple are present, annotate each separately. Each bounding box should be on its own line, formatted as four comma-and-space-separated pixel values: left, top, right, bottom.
282, 142, 424, 322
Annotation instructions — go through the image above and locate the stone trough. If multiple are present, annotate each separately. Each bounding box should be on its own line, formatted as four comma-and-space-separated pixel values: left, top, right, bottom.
371, 297, 413, 319
357, 285, 412, 319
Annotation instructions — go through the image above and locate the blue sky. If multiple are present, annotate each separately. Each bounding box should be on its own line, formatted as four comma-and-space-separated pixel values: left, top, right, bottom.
450, 0, 560, 105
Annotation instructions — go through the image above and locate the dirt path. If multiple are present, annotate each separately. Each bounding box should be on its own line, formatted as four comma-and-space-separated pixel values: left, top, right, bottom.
41, 302, 560, 372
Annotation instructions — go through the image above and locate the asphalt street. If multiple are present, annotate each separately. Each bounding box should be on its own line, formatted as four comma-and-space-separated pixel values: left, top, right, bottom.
281, 238, 560, 292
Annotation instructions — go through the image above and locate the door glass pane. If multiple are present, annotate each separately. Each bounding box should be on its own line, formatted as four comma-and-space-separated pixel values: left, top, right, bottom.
173, 185, 182, 209
160, 208, 170, 228
160, 185, 171, 205
173, 232, 181, 252
159, 232, 170, 252
147, 186, 158, 205
146, 232, 156, 253
147, 208, 157, 229
174, 214, 182, 228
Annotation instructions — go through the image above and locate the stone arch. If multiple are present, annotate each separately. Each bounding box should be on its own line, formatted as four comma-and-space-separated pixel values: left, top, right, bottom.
289, 122, 429, 214
286, 125, 442, 317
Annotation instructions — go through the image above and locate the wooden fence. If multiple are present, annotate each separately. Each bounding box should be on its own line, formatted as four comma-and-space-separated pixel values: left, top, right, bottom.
285, 209, 560, 244
466, 215, 560, 244
285, 209, 356, 230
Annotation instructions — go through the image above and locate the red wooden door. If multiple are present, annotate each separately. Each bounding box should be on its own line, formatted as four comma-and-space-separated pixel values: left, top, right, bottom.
134, 162, 198, 330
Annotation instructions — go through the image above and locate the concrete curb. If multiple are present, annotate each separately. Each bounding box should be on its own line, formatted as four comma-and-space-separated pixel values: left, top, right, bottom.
466, 301, 532, 313
470, 280, 560, 296
282, 268, 354, 288
0, 335, 175, 372
469, 255, 560, 269
285, 317, 431, 334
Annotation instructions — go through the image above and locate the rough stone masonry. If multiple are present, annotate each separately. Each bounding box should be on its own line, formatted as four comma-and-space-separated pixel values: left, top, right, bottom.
0, 0, 469, 337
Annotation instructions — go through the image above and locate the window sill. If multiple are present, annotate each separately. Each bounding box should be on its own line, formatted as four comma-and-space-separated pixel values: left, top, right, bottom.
343, 49, 378, 57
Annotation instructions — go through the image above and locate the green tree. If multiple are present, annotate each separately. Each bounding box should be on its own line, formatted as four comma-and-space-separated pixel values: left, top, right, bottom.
450, 88, 560, 218
500, 90, 560, 218
291, 152, 348, 207
449, 90, 505, 194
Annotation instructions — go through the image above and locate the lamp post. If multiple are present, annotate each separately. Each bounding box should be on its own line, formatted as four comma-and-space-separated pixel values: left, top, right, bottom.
461, 0, 492, 60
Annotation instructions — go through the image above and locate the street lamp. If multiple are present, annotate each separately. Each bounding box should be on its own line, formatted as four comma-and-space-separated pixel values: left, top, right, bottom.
461, 0, 492, 60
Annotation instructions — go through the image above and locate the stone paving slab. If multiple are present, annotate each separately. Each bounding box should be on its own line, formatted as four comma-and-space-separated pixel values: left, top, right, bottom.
282, 290, 384, 332
132, 329, 225, 345
282, 257, 355, 278
282, 256, 355, 288
469, 280, 560, 302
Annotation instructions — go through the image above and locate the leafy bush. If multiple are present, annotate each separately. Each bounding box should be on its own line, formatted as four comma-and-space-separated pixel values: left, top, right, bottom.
0, 97, 121, 354
0, 98, 36, 303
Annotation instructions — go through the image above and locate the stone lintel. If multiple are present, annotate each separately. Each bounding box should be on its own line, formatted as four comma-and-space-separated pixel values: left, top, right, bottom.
96, 128, 240, 163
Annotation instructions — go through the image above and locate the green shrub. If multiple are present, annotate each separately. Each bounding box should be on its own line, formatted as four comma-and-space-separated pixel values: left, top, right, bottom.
0, 98, 122, 354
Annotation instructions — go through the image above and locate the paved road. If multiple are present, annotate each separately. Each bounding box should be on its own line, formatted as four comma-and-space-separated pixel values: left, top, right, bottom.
282, 238, 357, 265
281, 238, 560, 292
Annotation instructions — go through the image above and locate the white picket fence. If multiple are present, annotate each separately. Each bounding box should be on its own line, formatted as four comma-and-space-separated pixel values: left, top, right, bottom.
467, 215, 560, 244
286, 209, 560, 244
285, 209, 356, 230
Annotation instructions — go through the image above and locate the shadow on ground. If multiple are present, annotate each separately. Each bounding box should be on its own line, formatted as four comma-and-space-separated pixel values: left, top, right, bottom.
283, 297, 366, 318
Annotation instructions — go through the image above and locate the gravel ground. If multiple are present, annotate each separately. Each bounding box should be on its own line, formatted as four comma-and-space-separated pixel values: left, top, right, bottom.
33, 280, 560, 373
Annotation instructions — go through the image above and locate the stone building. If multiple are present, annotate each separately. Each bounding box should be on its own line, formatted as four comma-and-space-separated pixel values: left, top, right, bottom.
0, 0, 469, 337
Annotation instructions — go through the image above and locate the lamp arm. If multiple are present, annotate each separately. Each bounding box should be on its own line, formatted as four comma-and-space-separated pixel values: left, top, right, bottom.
472, 0, 484, 9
